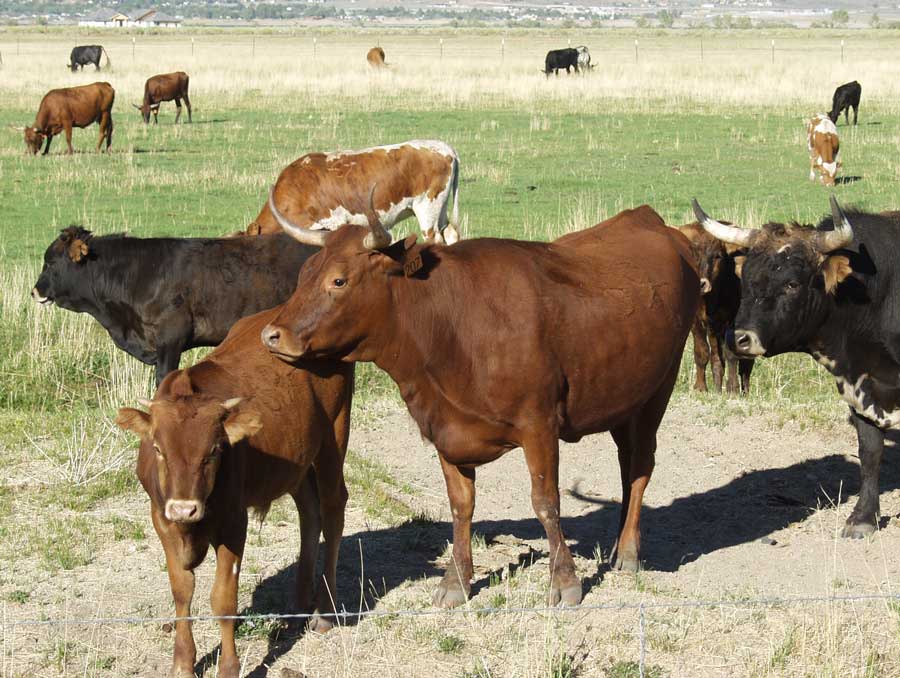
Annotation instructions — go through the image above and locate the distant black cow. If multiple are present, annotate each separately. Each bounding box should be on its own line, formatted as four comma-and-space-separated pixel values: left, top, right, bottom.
69, 45, 111, 72
544, 48, 579, 77
829, 80, 861, 125
32, 227, 317, 385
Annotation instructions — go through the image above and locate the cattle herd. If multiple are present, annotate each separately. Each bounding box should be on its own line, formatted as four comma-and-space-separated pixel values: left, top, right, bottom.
17, 41, 891, 677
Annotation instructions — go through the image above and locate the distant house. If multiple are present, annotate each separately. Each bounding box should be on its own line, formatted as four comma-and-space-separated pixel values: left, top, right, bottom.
78, 8, 182, 28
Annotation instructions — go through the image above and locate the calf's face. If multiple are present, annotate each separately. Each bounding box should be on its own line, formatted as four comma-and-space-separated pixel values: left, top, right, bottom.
116, 385, 262, 523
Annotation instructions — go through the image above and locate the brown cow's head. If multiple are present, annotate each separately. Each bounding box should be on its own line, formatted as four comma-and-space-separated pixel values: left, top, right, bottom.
261, 186, 415, 363
24, 127, 45, 154
132, 103, 152, 124
693, 196, 855, 358
679, 222, 744, 296
116, 371, 262, 523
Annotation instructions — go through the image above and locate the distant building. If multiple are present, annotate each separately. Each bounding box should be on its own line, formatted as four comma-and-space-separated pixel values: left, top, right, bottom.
78, 8, 182, 28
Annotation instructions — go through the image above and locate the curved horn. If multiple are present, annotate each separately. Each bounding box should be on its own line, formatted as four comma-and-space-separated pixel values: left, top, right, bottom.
362, 184, 392, 250
816, 195, 855, 252
268, 187, 327, 247
692, 198, 755, 247
132, 103, 142, 110
138, 398, 152, 408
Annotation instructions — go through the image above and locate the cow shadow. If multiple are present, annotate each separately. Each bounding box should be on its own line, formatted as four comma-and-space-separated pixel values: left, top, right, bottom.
196, 437, 900, 676
132, 148, 181, 154
836, 176, 862, 185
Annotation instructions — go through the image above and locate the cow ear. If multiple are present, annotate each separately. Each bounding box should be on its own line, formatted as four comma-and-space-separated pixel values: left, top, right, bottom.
223, 409, 263, 446
68, 238, 90, 263
116, 407, 151, 437
821, 254, 853, 294
732, 255, 746, 279
723, 243, 747, 256
402, 234, 418, 251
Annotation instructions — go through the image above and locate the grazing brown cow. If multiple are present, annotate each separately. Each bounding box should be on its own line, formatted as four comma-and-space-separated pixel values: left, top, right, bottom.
133, 71, 191, 124
677, 221, 754, 394
367, 46, 387, 67
261, 193, 699, 607
18, 82, 114, 155
116, 308, 353, 678
246, 140, 461, 244
807, 114, 840, 186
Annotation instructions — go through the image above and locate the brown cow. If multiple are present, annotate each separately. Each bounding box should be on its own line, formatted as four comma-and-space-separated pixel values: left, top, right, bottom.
807, 114, 840, 186
133, 71, 191, 124
261, 193, 699, 608
116, 308, 353, 678
677, 222, 754, 394
18, 82, 114, 155
367, 46, 387, 67
246, 140, 461, 244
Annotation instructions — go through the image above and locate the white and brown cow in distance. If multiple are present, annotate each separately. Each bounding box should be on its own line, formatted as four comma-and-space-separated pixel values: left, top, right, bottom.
807, 114, 840, 186
246, 140, 460, 244
367, 46, 387, 68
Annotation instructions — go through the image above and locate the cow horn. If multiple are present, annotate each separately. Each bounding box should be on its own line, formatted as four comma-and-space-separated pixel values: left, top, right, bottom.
132, 103, 142, 110
692, 199, 755, 247
363, 184, 392, 250
268, 187, 328, 247
816, 195, 855, 252
7, 124, 25, 132
138, 398, 152, 408
222, 397, 242, 410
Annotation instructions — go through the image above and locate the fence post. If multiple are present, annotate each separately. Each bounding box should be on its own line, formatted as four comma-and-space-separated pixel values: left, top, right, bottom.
634, 39, 638, 63
16, 35, 19, 56
131, 36, 135, 61
251, 36, 255, 58
313, 36, 317, 60
841, 39, 844, 63
191, 37, 194, 57
700, 37, 703, 62
501, 38, 504, 63
771, 39, 774, 64
440, 37, 443, 60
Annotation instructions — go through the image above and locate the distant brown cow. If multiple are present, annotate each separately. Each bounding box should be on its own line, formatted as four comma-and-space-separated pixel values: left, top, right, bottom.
247, 140, 461, 244
133, 71, 191, 124
17, 82, 114, 155
116, 308, 353, 678
677, 221, 754, 394
262, 194, 699, 608
367, 46, 387, 67
807, 114, 840, 186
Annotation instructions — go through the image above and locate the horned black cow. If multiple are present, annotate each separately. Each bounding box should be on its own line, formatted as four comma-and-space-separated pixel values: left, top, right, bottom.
32, 227, 317, 385
694, 196, 900, 539
829, 80, 861, 126
544, 48, 579, 76
69, 45, 110, 72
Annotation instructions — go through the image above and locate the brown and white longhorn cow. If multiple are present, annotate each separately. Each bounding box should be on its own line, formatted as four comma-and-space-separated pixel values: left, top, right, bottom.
246, 140, 461, 244
807, 114, 840, 186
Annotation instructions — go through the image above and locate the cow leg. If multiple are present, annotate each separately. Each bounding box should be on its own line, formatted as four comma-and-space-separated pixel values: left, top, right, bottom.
842, 410, 885, 538
853, 105, 859, 125
709, 330, 726, 392
174, 99, 182, 124
42, 134, 53, 155
690, 317, 710, 392
433, 456, 475, 609
738, 358, 754, 395
290, 471, 321, 616
210, 526, 246, 678
97, 112, 111, 152
610, 359, 679, 572
308, 435, 348, 632
183, 93, 192, 123
154, 106, 160, 125
64, 124, 74, 155
152, 512, 200, 678
844, 107, 850, 126
523, 435, 581, 605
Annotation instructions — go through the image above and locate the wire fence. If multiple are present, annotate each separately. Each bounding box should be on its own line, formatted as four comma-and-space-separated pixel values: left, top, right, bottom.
5, 592, 900, 675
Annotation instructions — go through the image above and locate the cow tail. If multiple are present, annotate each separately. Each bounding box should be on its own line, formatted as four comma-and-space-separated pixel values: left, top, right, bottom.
450, 153, 460, 228
102, 47, 112, 69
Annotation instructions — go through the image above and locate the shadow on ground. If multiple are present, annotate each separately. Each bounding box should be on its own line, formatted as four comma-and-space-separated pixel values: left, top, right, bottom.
199, 437, 900, 675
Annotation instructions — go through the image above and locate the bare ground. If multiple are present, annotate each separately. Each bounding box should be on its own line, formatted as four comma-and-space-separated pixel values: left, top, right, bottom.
4, 397, 900, 677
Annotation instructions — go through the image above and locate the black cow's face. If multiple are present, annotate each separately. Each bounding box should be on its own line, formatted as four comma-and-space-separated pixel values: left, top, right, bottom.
732, 243, 829, 356
32, 227, 93, 309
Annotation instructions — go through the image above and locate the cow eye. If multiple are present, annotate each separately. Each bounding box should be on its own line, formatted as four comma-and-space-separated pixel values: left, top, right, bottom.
785, 280, 800, 292
332, 278, 347, 288
153, 444, 164, 458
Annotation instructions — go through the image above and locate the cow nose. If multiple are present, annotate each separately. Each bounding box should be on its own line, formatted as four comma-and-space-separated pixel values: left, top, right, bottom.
165, 499, 202, 523
733, 329, 765, 356
699, 277, 712, 295
261, 324, 281, 348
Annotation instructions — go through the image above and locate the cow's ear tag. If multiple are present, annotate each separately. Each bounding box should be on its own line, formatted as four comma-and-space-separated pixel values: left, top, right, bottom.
403, 253, 423, 277
68, 239, 89, 263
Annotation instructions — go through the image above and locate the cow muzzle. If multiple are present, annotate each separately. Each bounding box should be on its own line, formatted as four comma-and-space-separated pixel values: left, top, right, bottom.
31, 287, 52, 305
733, 329, 766, 357
261, 323, 306, 361
165, 499, 204, 523
699, 277, 712, 295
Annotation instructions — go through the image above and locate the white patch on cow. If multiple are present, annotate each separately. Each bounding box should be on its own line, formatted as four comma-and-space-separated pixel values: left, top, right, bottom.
834, 373, 900, 428
811, 351, 837, 371
822, 160, 838, 177
309, 205, 370, 231
232, 563, 239, 576
809, 168, 816, 181
813, 115, 838, 136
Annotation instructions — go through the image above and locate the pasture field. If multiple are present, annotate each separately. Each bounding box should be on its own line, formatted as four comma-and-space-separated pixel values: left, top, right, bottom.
2, 27, 900, 677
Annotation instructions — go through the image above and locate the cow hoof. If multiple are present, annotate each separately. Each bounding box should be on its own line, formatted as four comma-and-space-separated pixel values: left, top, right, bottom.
169, 666, 195, 678
432, 584, 467, 609
549, 583, 583, 607
307, 614, 335, 634
612, 552, 640, 572
841, 522, 876, 539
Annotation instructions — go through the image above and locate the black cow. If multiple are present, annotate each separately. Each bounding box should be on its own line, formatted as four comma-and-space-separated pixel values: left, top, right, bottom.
829, 80, 861, 125
32, 227, 317, 385
69, 45, 110, 72
543, 48, 579, 77
694, 196, 900, 539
